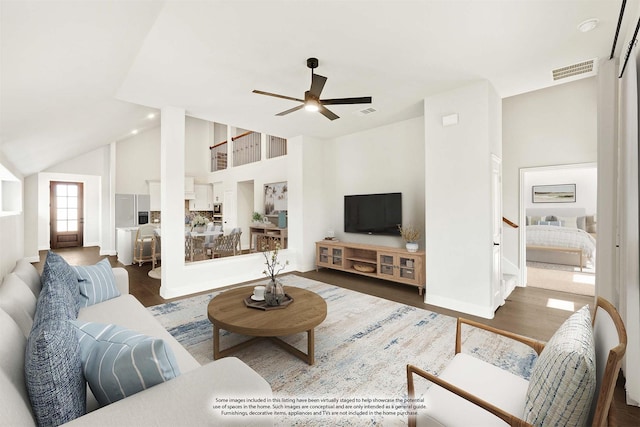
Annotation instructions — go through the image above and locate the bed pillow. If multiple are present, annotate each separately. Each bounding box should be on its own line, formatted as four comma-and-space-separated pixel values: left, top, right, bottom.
74, 258, 120, 308
523, 305, 596, 426
70, 321, 181, 406
538, 220, 560, 226
557, 216, 578, 229
577, 216, 587, 231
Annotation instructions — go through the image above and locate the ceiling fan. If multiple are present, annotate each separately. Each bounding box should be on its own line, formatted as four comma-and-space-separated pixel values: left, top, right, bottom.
252, 58, 372, 121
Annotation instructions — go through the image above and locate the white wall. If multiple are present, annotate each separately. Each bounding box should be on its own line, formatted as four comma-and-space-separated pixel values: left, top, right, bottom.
502, 77, 597, 269
0, 156, 24, 281
524, 165, 597, 214
115, 116, 212, 195
39, 145, 113, 255
116, 126, 161, 194
424, 80, 501, 319
325, 116, 426, 249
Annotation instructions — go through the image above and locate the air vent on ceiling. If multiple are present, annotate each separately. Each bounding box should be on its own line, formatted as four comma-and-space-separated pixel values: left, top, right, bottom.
355, 107, 377, 116
552, 59, 598, 81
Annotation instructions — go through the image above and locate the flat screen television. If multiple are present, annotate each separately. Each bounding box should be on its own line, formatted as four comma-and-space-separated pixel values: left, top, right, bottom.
344, 192, 402, 236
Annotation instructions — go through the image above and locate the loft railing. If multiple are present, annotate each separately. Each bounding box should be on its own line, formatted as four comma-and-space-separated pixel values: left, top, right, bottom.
233, 131, 261, 167
209, 131, 288, 172
267, 135, 287, 158
210, 141, 228, 172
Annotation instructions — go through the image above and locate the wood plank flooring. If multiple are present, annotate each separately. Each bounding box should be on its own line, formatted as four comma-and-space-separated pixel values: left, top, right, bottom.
32, 246, 640, 425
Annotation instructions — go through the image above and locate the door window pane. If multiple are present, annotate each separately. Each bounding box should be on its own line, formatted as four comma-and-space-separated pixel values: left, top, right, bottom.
57, 220, 68, 232
67, 221, 78, 232
57, 209, 68, 220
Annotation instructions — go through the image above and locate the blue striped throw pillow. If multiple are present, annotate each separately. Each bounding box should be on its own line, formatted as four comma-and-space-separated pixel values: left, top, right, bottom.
69, 321, 181, 406
523, 305, 596, 426
74, 258, 120, 307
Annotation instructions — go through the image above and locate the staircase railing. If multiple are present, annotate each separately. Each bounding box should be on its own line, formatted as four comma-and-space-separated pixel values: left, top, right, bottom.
502, 217, 519, 228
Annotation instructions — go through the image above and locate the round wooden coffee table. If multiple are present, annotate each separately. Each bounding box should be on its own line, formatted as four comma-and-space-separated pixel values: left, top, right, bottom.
207, 285, 327, 365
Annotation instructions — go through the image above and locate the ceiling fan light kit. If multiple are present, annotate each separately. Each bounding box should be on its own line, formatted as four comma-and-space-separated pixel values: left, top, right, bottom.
253, 57, 372, 121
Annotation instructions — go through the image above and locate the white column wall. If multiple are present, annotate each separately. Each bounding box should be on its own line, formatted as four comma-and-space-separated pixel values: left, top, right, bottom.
159, 107, 187, 297
424, 81, 499, 319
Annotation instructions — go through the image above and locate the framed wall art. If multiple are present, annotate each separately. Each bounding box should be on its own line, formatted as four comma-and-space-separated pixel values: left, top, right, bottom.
532, 184, 576, 203
264, 181, 288, 215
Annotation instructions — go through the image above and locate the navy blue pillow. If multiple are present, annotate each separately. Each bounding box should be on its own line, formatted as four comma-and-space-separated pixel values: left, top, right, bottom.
41, 251, 80, 316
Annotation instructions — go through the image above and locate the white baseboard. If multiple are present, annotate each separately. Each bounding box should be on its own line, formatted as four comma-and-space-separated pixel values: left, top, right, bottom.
424, 292, 496, 319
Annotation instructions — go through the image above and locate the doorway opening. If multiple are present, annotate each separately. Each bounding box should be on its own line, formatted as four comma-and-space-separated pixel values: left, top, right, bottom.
50, 181, 84, 249
519, 163, 596, 296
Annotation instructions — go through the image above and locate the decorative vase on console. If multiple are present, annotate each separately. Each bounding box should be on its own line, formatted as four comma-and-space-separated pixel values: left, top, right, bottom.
262, 243, 289, 306
398, 224, 421, 253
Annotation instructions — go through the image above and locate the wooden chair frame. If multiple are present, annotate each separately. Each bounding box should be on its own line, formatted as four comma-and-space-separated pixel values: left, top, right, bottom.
406, 297, 627, 427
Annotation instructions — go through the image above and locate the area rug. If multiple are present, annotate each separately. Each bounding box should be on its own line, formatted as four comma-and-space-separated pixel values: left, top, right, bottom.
526, 262, 595, 296
148, 275, 537, 426
147, 267, 161, 279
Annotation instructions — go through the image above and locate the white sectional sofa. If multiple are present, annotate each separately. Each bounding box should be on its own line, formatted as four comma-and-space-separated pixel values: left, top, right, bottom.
0, 254, 273, 426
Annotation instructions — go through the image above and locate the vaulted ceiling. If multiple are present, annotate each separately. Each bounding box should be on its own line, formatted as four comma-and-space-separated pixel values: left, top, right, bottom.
1, 1, 634, 176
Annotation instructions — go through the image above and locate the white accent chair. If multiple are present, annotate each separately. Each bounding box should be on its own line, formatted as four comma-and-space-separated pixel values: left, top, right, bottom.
406, 297, 627, 427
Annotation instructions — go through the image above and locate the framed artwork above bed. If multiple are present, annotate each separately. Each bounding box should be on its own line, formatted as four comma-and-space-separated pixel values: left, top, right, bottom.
532, 183, 576, 203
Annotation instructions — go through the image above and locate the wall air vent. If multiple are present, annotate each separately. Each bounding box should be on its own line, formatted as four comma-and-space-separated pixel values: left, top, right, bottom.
355, 107, 377, 116
552, 59, 598, 81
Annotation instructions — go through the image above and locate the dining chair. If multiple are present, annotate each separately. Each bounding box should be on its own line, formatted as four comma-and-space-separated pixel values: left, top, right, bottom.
133, 224, 157, 269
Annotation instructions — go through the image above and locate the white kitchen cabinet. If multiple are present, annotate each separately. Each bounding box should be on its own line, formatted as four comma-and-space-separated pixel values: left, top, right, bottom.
189, 184, 213, 211
212, 183, 223, 203
148, 181, 161, 211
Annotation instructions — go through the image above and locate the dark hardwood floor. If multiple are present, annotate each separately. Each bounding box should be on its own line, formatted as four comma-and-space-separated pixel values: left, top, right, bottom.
33, 246, 640, 425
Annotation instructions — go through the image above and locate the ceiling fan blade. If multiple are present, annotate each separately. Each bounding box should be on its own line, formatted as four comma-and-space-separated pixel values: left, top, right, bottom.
321, 96, 372, 105
309, 74, 327, 98
319, 105, 339, 121
253, 90, 304, 103
276, 104, 305, 116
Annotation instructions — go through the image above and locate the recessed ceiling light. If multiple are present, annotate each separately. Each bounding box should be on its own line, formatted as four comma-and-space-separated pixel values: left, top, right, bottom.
147, 113, 156, 119
131, 129, 139, 135
577, 18, 599, 33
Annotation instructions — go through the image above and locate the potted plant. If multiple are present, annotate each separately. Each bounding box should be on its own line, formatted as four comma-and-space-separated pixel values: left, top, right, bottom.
398, 225, 420, 252
252, 211, 264, 224
262, 243, 289, 306
191, 214, 208, 232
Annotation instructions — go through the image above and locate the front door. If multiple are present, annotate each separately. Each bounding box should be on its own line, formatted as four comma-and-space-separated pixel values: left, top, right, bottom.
50, 181, 84, 249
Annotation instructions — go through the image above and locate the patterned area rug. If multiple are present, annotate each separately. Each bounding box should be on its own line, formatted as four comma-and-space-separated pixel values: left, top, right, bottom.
149, 275, 537, 426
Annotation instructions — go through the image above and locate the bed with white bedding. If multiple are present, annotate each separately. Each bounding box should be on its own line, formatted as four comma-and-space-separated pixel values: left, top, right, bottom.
526, 225, 596, 268
525, 208, 597, 269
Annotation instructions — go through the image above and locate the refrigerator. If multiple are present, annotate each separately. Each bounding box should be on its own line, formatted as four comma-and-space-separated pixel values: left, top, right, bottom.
115, 194, 151, 265
115, 194, 150, 228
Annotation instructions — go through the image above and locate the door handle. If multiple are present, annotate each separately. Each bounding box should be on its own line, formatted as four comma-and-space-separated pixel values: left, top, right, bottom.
493, 242, 500, 246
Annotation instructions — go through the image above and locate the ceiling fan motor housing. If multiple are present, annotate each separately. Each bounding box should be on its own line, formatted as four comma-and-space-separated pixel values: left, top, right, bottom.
307, 57, 319, 69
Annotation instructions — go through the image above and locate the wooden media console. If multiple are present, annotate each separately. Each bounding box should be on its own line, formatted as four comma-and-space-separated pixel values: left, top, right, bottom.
315, 240, 426, 294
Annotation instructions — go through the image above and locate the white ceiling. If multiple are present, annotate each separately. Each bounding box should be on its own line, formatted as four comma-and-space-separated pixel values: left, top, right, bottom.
1, 1, 635, 176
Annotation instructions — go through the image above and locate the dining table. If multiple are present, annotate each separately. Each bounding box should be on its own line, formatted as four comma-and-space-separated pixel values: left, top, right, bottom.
187, 229, 223, 261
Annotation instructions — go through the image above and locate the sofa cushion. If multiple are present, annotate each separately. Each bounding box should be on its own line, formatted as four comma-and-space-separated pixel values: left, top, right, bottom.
70, 321, 181, 406
42, 251, 80, 316
13, 259, 42, 297
25, 319, 86, 426
523, 305, 596, 426
74, 258, 120, 307
419, 352, 530, 426
0, 273, 37, 337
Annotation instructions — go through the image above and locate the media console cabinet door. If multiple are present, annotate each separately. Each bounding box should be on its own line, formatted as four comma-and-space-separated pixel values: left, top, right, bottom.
316, 243, 344, 268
